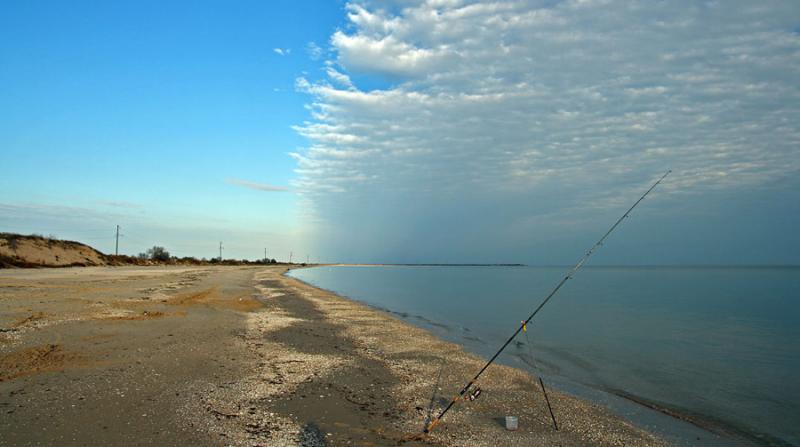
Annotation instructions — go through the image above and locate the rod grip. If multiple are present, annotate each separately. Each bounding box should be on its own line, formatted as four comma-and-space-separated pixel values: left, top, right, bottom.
424, 417, 440, 433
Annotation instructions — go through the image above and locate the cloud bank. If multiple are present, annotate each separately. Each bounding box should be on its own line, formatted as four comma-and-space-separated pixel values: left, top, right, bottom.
292, 0, 800, 263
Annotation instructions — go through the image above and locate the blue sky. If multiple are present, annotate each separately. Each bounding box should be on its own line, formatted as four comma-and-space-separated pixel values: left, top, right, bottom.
2, 1, 799, 264
1, 1, 347, 260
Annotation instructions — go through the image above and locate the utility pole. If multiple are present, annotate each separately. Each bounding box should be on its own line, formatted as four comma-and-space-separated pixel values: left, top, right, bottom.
264, 248, 267, 263
219, 242, 223, 261
289, 251, 293, 264
115, 225, 120, 256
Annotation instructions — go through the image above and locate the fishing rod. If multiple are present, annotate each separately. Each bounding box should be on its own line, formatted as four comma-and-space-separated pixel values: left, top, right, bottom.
424, 170, 671, 434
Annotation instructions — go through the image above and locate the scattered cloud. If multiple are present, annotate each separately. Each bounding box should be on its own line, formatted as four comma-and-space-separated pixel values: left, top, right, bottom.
306, 42, 324, 60
97, 200, 142, 209
0, 202, 136, 221
226, 178, 289, 192
273, 47, 291, 56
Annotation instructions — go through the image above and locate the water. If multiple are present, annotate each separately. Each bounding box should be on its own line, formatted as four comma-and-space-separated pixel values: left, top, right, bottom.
288, 265, 800, 446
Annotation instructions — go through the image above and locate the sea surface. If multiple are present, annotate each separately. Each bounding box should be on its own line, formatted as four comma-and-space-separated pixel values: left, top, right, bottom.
288, 265, 800, 447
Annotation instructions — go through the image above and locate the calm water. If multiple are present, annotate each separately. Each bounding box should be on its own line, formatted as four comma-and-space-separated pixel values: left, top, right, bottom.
289, 266, 800, 446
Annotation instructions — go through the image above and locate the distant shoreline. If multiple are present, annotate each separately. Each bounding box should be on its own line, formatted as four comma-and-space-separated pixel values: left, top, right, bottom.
324, 263, 799, 269
4, 233, 796, 270
325, 263, 526, 267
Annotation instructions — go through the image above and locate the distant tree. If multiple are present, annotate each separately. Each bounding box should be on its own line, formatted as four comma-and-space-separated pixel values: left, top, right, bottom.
145, 246, 170, 262
7, 235, 20, 251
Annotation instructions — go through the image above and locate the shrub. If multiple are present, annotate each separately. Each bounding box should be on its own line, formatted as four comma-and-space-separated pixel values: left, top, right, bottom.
7, 235, 20, 251
145, 246, 171, 262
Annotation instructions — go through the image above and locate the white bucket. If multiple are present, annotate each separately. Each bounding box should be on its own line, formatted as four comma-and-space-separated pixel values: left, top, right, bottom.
505, 415, 519, 431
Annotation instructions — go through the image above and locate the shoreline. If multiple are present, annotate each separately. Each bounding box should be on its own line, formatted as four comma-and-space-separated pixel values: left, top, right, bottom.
274, 267, 670, 446
1, 265, 682, 445
286, 266, 770, 447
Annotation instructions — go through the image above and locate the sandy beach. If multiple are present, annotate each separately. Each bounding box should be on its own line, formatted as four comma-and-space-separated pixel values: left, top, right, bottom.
0, 265, 668, 446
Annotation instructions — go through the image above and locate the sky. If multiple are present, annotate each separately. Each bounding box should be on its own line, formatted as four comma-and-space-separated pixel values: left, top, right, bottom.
1, 1, 799, 265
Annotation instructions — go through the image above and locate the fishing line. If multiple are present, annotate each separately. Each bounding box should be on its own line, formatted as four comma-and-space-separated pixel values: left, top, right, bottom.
424, 170, 671, 434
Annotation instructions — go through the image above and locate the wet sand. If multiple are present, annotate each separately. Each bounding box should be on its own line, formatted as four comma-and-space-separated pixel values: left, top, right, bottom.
0, 265, 668, 446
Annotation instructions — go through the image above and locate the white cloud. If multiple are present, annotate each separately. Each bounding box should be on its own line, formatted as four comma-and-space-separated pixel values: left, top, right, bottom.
226, 178, 289, 192
292, 0, 800, 261
306, 42, 324, 60
332, 31, 445, 77
273, 47, 291, 56
325, 66, 355, 89
297, 1, 799, 193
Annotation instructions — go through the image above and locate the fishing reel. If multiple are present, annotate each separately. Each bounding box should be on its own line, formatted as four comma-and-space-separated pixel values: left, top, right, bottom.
464, 384, 482, 401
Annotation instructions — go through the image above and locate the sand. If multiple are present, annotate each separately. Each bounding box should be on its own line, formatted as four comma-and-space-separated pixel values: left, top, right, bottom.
0, 234, 108, 268
0, 265, 669, 446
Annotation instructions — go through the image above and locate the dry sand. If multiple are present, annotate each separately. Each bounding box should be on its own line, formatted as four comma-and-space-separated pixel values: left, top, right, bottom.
0, 234, 107, 268
0, 265, 669, 446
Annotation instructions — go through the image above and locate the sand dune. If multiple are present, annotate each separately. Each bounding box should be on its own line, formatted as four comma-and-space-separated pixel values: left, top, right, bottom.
0, 233, 108, 268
